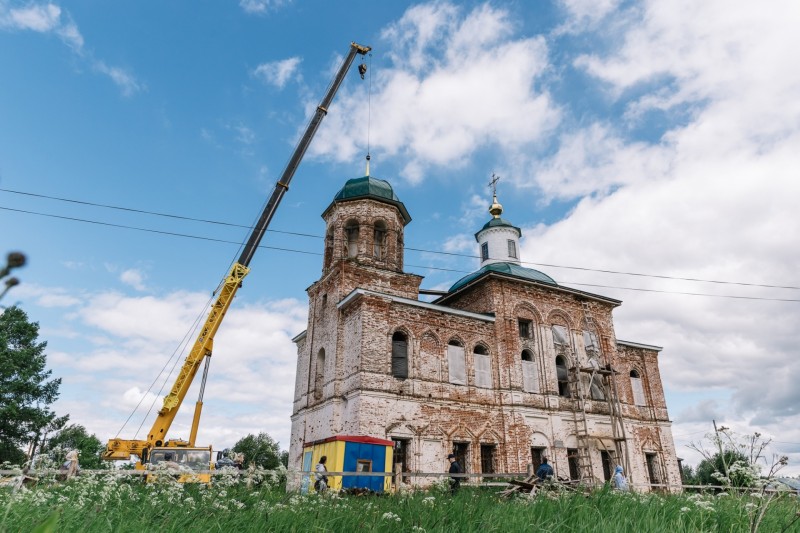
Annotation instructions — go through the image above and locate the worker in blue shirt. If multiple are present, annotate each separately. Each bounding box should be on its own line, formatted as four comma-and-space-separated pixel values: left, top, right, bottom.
536, 457, 554, 481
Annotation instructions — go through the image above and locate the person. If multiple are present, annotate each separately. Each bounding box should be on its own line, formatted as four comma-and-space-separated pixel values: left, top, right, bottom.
233, 452, 245, 470
59, 450, 80, 480
163, 452, 181, 471
535, 457, 554, 481
612, 465, 628, 491
447, 453, 463, 494
314, 455, 329, 493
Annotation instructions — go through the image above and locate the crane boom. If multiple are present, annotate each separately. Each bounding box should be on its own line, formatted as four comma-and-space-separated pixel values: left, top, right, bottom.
104, 42, 371, 467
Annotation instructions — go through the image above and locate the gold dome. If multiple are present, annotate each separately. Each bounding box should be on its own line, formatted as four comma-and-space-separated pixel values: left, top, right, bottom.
489, 194, 503, 218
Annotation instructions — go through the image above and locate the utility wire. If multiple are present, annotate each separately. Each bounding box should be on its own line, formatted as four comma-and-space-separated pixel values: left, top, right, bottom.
2, 187, 797, 291
2, 204, 799, 302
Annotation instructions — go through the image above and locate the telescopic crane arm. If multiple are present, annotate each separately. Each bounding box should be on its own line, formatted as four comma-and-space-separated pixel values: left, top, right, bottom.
104, 42, 371, 463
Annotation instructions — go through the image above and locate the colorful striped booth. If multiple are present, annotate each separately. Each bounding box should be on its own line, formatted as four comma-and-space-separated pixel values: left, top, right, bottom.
302, 435, 394, 493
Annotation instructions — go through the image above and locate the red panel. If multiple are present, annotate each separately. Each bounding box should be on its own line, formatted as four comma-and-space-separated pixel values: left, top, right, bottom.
303, 434, 393, 447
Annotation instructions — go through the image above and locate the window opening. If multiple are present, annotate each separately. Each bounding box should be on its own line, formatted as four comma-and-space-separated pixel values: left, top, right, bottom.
480, 444, 496, 476
314, 349, 325, 400
474, 345, 491, 388
551, 325, 569, 350
453, 442, 469, 473
391, 332, 408, 379
447, 341, 466, 385
646, 453, 662, 488
567, 448, 580, 480
391, 438, 411, 485
507, 239, 517, 259
373, 221, 386, 259
518, 319, 532, 339
630, 369, 646, 406
531, 447, 546, 472
600, 450, 612, 481
521, 350, 538, 393
345, 222, 359, 258
481, 242, 489, 261
356, 459, 372, 472
556, 355, 570, 397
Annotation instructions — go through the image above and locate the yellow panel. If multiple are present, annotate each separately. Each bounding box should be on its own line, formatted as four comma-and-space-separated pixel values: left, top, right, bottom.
309, 440, 345, 492
384, 447, 393, 492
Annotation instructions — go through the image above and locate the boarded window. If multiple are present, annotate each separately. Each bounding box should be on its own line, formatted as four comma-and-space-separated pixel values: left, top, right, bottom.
631, 370, 646, 406
551, 325, 569, 349
392, 332, 408, 379
588, 374, 606, 400
507, 239, 517, 259
448, 342, 466, 385
583, 330, 599, 354
518, 319, 532, 339
474, 346, 491, 388
481, 242, 489, 261
521, 350, 538, 393
556, 355, 570, 397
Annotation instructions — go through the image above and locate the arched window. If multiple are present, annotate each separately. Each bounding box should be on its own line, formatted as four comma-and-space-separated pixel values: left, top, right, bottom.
314, 349, 325, 400
373, 221, 387, 259
447, 340, 466, 385
473, 345, 491, 388
391, 331, 408, 379
344, 220, 359, 258
555, 355, 570, 397
630, 369, 646, 406
521, 349, 538, 393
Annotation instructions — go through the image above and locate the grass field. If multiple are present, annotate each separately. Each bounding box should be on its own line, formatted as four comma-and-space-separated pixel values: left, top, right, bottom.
2, 469, 799, 532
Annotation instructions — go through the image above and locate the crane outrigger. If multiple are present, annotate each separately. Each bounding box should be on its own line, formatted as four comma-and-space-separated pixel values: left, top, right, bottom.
103, 42, 371, 480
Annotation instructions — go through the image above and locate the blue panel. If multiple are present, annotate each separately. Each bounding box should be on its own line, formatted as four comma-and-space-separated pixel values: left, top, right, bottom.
370, 445, 387, 492
342, 443, 360, 489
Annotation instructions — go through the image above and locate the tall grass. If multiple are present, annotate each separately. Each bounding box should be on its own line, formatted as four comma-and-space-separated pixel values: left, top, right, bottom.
2, 471, 799, 532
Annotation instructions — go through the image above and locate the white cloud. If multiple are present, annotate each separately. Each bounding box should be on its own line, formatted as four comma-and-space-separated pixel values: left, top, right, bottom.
119, 269, 147, 291
516, 0, 800, 472
43, 284, 307, 454
239, 0, 289, 15
310, 2, 560, 184
0, 2, 142, 95
94, 61, 144, 97
252, 57, 302, 89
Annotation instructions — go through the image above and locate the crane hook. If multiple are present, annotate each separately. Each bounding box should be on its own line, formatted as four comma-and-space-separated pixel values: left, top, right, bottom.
358, 63, 367, 80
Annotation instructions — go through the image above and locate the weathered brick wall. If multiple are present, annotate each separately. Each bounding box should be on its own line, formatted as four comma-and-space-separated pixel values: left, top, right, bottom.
288, 193, 680, 492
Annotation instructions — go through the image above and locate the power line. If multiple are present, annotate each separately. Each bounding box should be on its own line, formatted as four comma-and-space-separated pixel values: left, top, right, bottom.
5, 186, 799, 291
3, 186, 797, 291
4, 204, 800, 303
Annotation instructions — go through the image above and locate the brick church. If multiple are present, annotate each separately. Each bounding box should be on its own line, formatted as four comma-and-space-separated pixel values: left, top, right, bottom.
288, 175, 681, 491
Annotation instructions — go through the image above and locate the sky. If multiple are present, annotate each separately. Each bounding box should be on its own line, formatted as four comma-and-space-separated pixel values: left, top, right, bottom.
1, 0, 799, 475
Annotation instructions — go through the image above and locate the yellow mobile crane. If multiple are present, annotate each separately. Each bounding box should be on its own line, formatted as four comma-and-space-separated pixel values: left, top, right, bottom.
103, 42, 371, 480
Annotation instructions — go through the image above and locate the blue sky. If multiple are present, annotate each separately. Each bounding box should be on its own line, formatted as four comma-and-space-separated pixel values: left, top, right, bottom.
2, 0, 799, 474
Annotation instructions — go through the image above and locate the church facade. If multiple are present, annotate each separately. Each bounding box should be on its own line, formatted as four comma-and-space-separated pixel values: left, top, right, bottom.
288, 175, 681, 491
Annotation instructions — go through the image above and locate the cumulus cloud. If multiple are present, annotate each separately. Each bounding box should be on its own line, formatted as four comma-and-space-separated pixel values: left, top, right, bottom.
515, 0, 800, 472
310, 2, 560, 184
252, 57, 302, 89
119, 269, 147, 291
44, 284, 307, 453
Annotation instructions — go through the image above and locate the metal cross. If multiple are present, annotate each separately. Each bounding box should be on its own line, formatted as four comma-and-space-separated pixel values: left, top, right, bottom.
489, 173, 500, 196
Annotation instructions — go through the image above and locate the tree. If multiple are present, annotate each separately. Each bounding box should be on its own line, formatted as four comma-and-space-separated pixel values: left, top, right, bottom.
232, 432, 283, 469
0, 306, 62, 464
695, 449, 752, 487
40, 424, 105, 470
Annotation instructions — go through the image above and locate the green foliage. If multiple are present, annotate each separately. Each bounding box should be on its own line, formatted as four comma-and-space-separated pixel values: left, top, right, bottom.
0, 306, 62, 464
680, 464, 698, 486
696, 450, 751, 487
40, 424, 106, 470
2, 478, 800, 533
232, 432, 283, 469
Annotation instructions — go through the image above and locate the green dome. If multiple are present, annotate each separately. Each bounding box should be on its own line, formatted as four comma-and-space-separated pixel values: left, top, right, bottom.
475, 217, 521, 238
329, 176, 411, 224
449, 262, 557, 292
